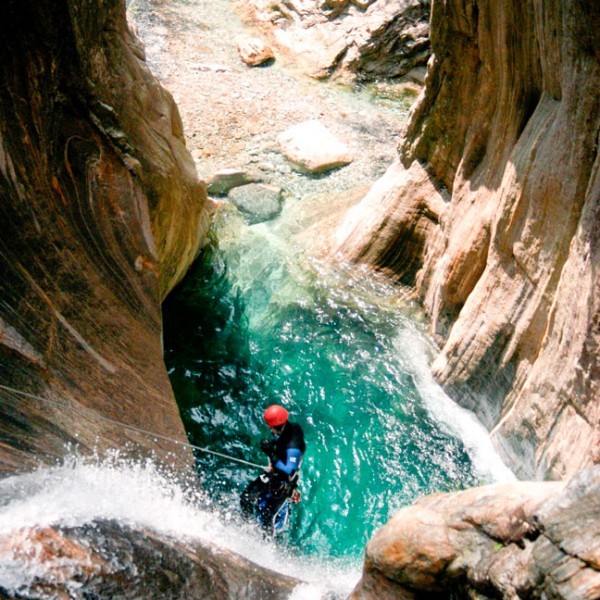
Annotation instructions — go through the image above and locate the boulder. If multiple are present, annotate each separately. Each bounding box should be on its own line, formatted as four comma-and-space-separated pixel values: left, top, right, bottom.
353, 467, 600, 599
0, 522, 299, 599
206, 168, 262, 195
278, 120, 354, 174
228, 183, 284, 224
237, 37, 275, 67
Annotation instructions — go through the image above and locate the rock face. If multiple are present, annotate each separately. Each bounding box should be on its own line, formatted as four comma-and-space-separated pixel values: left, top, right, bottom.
0, 521, 298, 599
207, 168, 262, 195
333, 0, 600, 478
352, 466, 600, 599
237, 0, 431, 82
0, 0, 208, 473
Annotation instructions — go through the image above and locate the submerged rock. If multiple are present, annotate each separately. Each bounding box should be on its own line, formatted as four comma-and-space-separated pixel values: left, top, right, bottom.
228, 183, 284, 224
353, 466, 600, 599
278, 120, 354, 174
207, 168, 263, 195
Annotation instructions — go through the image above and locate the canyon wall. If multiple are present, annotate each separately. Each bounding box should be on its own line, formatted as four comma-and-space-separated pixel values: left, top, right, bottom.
0, 0, 208, 473
334, 0, 600, 479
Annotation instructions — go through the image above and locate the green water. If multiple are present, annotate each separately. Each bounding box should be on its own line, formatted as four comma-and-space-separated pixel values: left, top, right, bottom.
163, 204, 486, 560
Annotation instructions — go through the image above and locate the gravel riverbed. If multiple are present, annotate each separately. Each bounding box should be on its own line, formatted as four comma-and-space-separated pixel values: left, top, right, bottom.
128, 0, 411, 203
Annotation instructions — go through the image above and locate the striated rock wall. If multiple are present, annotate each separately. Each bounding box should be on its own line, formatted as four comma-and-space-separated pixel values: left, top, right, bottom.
352, 466, 600, 599
334, 0, 600, 478
237, 0, 431, 82
0, 0, 208, 473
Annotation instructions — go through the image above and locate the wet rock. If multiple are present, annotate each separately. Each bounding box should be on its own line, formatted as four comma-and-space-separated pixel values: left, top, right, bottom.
0, 521, 299, 599
0, 527, 110, 595
353, 467, 600, 599
405, 66, 427, 85
332, 0, 600, 479
207, 168, 262, 195
238, 0, 430, 82
228, 183, 284, 224
237, 37, 275, 67
367, 80, 422, 111
278, 120, 354, 174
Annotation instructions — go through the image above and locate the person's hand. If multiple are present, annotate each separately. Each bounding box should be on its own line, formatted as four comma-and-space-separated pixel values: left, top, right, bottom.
260, 439, 275, 456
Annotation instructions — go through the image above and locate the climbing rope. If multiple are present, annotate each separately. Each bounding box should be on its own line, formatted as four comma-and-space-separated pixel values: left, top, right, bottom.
0, 382, 268, 471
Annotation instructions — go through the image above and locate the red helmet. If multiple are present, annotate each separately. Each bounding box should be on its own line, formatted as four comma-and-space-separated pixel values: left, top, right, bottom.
263, 405, 289, 428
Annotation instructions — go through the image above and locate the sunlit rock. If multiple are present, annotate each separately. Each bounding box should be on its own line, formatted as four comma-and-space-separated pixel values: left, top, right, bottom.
353, 0, 375, 8
365, 506, 456, 591
331, 160, 448, 283
238, 0, 430, 82
353, 467, 600, 599
278, 120, 354, 174
237, 36, 275, 66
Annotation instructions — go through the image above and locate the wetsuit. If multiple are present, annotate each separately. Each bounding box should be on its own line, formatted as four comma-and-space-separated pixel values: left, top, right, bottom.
240, 421, 306, 531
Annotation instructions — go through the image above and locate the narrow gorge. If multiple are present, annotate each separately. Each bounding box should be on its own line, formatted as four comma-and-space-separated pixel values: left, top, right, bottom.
0, 0, 598, 599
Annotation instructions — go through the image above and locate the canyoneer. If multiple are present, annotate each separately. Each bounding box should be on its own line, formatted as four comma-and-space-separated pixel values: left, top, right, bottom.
240, 404, 305, 534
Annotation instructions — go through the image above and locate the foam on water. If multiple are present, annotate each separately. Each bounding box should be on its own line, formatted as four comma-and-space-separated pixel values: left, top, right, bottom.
391, 326, 515, 485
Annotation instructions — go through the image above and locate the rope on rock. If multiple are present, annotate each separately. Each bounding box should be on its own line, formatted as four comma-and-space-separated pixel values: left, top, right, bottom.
0, 382, 268, 471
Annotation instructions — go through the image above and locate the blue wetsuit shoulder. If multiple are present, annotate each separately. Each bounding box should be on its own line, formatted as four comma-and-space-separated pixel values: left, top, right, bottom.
272, 421, 305, 480
274, 448, 303, 476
